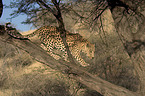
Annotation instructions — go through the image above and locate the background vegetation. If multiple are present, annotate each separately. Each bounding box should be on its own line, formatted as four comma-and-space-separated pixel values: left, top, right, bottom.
0, 0, 145, 96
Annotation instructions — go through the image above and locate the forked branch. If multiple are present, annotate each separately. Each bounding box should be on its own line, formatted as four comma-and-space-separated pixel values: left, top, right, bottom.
37, 0, 77, 65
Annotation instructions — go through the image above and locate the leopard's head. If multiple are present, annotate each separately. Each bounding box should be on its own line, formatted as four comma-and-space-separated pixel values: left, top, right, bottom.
81, 41, 95, 59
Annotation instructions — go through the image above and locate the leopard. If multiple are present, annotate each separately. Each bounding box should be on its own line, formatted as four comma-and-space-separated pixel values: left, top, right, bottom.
5, 24, 95, 66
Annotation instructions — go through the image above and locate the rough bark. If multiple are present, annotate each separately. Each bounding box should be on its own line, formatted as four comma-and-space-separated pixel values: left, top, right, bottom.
0, 26, 138, 96
111, 2, 145, 95
131, 14, 145, 95
132, 52, 145, 95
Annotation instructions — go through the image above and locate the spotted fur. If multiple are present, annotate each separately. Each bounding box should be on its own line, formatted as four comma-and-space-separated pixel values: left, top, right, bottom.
6, 25, 95, 66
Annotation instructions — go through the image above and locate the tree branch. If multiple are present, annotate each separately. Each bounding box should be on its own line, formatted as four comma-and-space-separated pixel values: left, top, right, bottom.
0, 25, 138, 96
37, 0, 55, 15
0, 0, 3, 18
37, 0, 77, 65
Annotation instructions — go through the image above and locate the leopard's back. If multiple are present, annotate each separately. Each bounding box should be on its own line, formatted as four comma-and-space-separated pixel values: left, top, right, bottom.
23, 26, 95, 66
24, 26, 58, 38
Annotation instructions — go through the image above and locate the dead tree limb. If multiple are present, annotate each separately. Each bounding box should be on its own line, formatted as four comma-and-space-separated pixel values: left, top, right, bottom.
0, 25, 138, 96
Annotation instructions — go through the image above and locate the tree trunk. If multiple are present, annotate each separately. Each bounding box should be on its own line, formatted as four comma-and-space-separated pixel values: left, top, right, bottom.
131, 14, 145, 95
0, 0, 3, 18
111, 2, 145, 95
132, 51, 145, 95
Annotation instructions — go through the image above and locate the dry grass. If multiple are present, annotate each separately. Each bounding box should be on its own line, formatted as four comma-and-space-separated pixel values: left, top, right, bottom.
0, 27, 140, 95
0, 41, 102, 96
